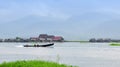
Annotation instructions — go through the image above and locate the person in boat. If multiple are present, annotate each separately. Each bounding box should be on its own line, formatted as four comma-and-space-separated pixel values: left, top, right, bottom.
34, 44, 37, 47
37, 44, 39, 47
34, 44, 39, 47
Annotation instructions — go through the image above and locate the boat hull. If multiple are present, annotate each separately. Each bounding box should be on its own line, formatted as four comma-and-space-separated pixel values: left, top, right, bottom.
24, 43, 54, 47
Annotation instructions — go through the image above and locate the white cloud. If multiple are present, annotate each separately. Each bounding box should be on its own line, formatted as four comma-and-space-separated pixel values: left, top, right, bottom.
95, 8, 120, 16
0, 1, 71, 23
29, 3, 71, 20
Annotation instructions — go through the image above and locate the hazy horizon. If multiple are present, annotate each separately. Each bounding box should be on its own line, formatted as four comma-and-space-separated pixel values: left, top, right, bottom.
0, 0, 120, 40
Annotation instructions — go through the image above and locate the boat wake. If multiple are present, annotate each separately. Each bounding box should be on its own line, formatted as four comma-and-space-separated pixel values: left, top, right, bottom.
15, 45, 23, 47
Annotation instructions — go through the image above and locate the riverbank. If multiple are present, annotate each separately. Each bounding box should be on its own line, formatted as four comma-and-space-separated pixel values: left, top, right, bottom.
110, 43, 120, 46
0, 60, 75, 67
65, 41, 89, 43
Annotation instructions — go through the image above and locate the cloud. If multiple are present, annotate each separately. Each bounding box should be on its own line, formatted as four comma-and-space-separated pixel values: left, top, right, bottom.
30, 5, 71, 20
0, 1, 71, 23
95, 8, 120, 15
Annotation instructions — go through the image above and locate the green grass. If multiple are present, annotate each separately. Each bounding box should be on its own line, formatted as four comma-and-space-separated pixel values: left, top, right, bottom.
110, 43, 120, 46
0, 60, 75, 67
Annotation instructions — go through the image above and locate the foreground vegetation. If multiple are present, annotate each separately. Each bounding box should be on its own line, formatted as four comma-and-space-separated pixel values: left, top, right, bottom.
110, 43, 120, 46
0, 60, 74, 67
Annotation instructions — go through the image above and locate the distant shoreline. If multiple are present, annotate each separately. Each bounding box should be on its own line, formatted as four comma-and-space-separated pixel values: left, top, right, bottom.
1, 41, 120, 43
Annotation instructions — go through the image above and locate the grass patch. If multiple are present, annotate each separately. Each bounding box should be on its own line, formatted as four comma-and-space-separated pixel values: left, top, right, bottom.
110, 43, 120, 46
0, 60, 75, 67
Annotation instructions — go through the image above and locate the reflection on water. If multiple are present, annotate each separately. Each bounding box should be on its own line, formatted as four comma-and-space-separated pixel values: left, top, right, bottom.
0, 42, 120, 67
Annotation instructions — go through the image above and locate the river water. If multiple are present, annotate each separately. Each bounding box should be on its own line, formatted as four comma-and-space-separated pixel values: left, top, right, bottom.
0, 42, 120, 67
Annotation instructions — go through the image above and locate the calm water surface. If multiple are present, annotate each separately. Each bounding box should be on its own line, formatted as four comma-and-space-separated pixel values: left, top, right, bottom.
0, 42, 120, 67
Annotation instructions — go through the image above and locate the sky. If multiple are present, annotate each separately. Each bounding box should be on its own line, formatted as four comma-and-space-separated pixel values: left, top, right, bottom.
0, 0, 120, 40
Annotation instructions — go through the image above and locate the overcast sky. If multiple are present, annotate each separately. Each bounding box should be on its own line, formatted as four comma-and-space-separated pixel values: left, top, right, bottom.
0, 0, 120, 40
